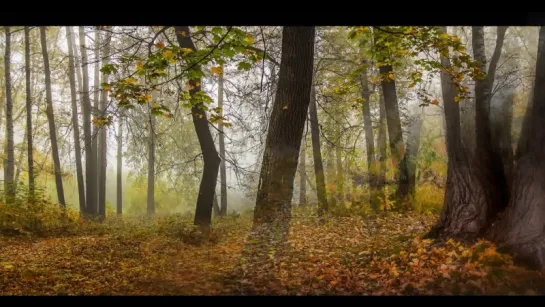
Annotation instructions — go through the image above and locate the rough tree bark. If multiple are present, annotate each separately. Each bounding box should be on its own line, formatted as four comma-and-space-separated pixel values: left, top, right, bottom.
429, 27, 490, 240
241, 27, 315, 276
218, 66, 228, 216
66, 26, 86, 213
175, 26, 221, 231
98, 30, 111, 221
92, 30, 100, 207
377, 89, 388, 190
40, 27, 66, 207
24, 26, 35, 198
79, 26, 97, 216
360, 67, 378, 209
309, 84, 328, 215
494, 26, 545, 269
4, 27, 15, 200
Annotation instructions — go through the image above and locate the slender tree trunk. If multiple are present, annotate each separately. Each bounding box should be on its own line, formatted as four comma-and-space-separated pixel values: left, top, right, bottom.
429, 27, 489, 240
218, 67, 228, 216
334, 125, 344, 205
472, 26, 509, 219
14, 131, 27, 189
175, 26, 221, 231
98, 30, 110, 220
309, 84, 328, 215
213, 193, 220, 216
494, 26, 545, 269
4, 27, 15, 200
147, 93, 156, 215
298, 137, 307, 205
360, 68, 378, 209
377, 89, 388, 190
40, 27, 66, 207
92, 29, 100, 213
24, 27, 35, 198
117, 113, 123, 215
79, 26, 96, 217
378, 64, 410, 204
406, 108, 424, 198
66, 26, 86, 213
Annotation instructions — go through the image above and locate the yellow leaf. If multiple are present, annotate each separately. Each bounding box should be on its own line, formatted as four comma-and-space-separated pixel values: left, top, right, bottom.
245, 34, 255, 44
125, 77, 138, 85
163, 50, 175, 59
211, 66, 224, 75
431, 99, 440, 105
388, 72, 395, 80
196, 81, 201, 87
153, 102, 159, 108
136, 62, 144, 70
283, 105, 288, 110
408, 83, 416, 88
155, 42, 166, 49
198, 114, 203, 119
180, 48, 193, 56
454, 96, 461, 103
102, 84, 112, 92
146, 95, 153, 102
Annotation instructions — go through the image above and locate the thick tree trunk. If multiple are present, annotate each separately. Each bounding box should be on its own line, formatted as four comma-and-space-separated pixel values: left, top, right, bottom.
218, 67, 228, 216
379, 65, 410, 203
406, 108, 424, 198
175, 26, 221, 231
40, 27, 66, 208
66, 26, 86, 213
309, 84, 328, 215
430, 27, 490, 240
4, 27, 15, 200
79, 26, 97, 217
92, 29, 100, 214
298, 138, 307, 205
98, 31, 111, 221
377, 89, 388, 189
117, 113, 123, 215
241, 27, 315, 277
494, 26, 545, 269
24, 27, 35, 198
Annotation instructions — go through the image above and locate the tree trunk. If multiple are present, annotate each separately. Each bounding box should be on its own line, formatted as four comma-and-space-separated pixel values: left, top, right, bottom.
40, 27, 66, 208
175, 26, 221, 231
98, 30, 110, 221
241, 27, 315, 276
213, 193, 220, 216
406, 108, 424, 198
14, 131, 28, 190
430, 27, 489, 240
360, 68, 378, 209
298, 137, 307, 205
66, 26, 86, 213
379, 65, 410, 203
334, 125, 344, 205
309, 84, 328, 215
79, 26, 97, 217
117, 113, 123, 215
147, 103, 156, 215
494, 26, 545, 269
24, 27, 35, 198
377, 89, 388, 190
4, 27, 15, 200
92, 29, 100, 215
218, 67, 228, 216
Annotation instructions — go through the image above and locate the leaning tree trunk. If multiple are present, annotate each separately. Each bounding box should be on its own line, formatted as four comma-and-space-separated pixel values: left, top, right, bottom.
4, 27, 15, 201
117, 113, 123, 215
360, 67, 378, 209
175, 26, 221, 231
79, 26, 97, 217
218, 66, 228, 216
240, 27, 315, 278
98, 30, 111, 221
309, 84, 328, 216
40, 27, 66, 208
24, 27, 35, 198
429, 26, 490, 240
494, 26, 545, 269
66, 26, 86, 213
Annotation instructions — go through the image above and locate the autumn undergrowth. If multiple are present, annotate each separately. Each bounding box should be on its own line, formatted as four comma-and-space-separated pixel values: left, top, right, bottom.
1, 189, 545, 295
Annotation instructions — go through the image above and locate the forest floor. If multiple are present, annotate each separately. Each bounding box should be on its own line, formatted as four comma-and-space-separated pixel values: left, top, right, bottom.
1, 209, 545, 295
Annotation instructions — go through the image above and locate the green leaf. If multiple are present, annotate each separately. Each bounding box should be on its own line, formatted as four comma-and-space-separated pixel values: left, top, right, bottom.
237, 62, 252, 71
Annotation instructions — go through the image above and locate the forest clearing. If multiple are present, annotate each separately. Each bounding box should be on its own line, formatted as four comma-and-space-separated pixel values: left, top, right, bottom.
2, 24, 545, 295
